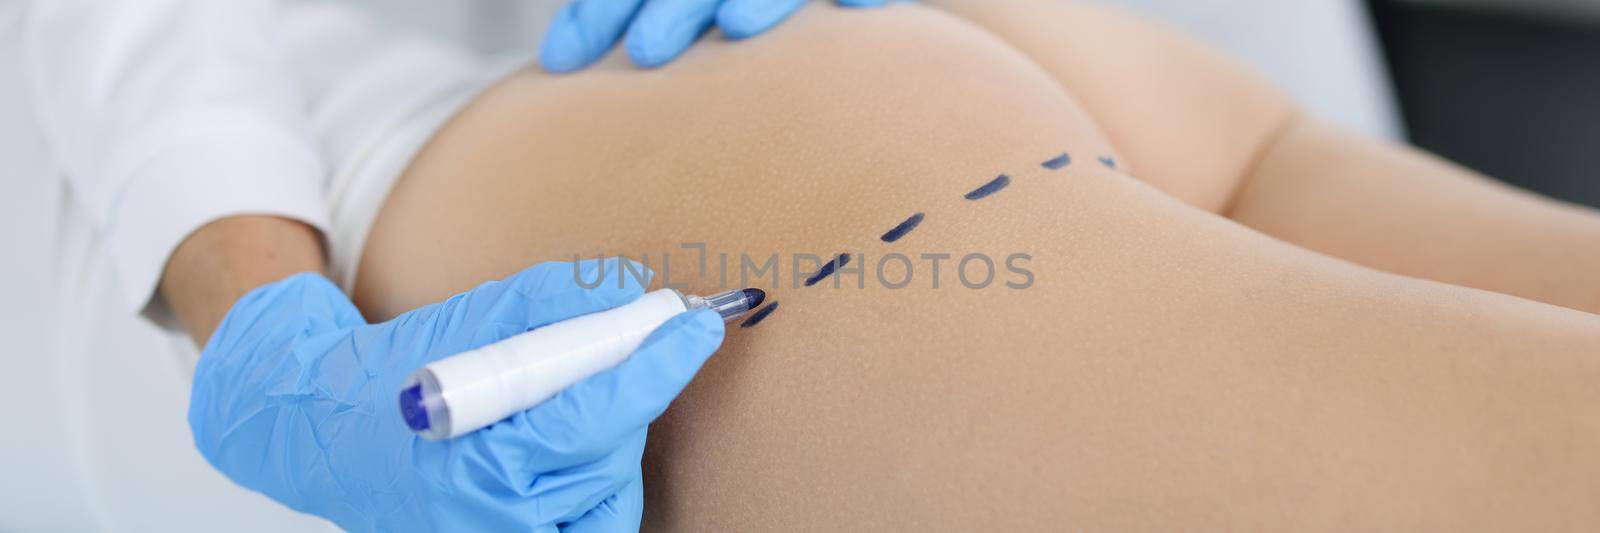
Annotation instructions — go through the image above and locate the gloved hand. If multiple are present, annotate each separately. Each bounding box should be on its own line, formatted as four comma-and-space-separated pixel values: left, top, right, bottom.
540, 0, 894, 73
188, 258, 724, 532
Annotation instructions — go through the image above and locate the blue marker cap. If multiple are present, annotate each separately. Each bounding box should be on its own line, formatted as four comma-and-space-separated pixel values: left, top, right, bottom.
398, 383, 431, 432
398, 369, 453, 440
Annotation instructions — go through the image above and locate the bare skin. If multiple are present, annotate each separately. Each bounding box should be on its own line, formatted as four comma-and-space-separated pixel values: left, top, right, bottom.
925, 0, 1600, 315
161, 215, 326, 345
352, 2, 1600, 530
1232, 120, 1600, 314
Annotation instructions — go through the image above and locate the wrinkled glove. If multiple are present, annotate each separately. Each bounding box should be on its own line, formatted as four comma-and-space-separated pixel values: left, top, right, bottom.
188, 258, 724, 532
540, 0, 894, 72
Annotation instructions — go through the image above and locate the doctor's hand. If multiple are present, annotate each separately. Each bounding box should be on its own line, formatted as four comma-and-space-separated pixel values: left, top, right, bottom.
187, 258, 724, 532
540, 0, 894, 73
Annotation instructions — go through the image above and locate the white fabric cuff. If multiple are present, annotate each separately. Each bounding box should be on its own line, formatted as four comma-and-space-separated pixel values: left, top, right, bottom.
106, 130, 330, 321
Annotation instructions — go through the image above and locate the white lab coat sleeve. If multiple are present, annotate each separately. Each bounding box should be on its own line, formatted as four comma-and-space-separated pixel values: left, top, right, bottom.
24, 0, 331, 319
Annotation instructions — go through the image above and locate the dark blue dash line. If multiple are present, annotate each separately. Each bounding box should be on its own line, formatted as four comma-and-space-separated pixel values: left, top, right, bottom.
739, 302, 780, 328
1042, 153, 1071, 170
880, 213, 925, 243
964, 174, 1011, 201
804, 254, 851, 287
1098, 156, 1117, 169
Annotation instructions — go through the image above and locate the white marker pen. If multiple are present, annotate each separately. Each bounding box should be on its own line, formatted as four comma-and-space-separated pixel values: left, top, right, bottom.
398, 287, 765, 440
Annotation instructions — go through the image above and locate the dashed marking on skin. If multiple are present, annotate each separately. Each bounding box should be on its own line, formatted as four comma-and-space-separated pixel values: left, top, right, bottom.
1042, 153, 1071, 170
880, 213, 925, 243
739, 302, 780, 328
786, 152, 1068, 321
804, 254, 852, 287
1098, 156, 1117, 169
964, 175, 1011, 201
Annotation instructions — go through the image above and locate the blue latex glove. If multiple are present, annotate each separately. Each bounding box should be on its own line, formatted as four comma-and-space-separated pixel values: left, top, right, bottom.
188, 258, 724, 532
540, 0, 894, 72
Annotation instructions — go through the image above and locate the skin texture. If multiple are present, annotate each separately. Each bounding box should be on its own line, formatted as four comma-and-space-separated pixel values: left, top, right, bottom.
161, 215, 326, 345
1229, 120, 1600, 314
925, 0, 1600, 315
355, 2, 1600, 530
922, 0, 1300, 214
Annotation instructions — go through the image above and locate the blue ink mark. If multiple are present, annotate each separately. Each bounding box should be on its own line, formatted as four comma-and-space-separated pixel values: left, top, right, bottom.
881, 213, 925, 243
804, 254, 851, 287
1098, 156, 1117, 169
1042, 153, 1071, 170
739, 302, 780, 328
964, 175, 1011, 201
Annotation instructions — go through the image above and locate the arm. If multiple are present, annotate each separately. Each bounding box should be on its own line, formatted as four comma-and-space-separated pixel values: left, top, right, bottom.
28, 2, 730, 529
160, 216, 325, 345
24, 0, 330, 324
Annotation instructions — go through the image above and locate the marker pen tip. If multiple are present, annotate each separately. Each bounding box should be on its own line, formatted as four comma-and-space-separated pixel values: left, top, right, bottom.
741, 288, 766, 309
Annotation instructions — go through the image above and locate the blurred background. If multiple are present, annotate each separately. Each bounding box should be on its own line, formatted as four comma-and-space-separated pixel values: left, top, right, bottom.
1371, 0, 1600, 208
0, 0, 1594, 530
